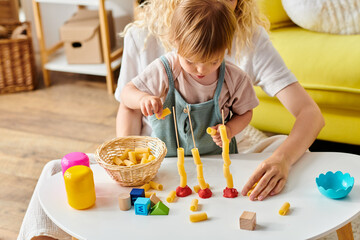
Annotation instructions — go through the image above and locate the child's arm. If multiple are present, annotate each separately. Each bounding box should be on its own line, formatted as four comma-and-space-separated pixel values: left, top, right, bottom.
210, 110, 252, 147
121, 82, 163, 117
116, 103, 142, 137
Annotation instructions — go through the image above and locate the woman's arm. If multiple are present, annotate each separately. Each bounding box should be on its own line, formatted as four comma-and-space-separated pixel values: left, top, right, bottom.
241, 82, 325, 200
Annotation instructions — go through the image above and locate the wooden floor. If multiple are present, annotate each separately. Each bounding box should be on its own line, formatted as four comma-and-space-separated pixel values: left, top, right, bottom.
0, 71, 119, 239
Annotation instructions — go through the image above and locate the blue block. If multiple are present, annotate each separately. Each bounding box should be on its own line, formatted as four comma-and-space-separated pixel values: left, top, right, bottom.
134, 197, 151, 215
130, 188, 145, 205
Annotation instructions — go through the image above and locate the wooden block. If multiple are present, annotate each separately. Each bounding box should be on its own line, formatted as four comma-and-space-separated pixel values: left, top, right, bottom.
240, 211, 256, 230
118, 193, 131, 211
149, 193, 161, 207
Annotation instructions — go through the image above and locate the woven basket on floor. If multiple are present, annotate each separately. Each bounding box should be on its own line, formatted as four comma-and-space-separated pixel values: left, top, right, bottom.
95, 136, 167, 187
0, 22, 36, 94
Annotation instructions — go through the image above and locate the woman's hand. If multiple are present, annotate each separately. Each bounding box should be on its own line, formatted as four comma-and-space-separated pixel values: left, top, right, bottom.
241, 154, 291, 201
139, 95, 163, 117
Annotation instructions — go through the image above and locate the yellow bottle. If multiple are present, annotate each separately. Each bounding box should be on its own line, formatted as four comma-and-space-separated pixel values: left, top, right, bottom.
64, 165, 96, 210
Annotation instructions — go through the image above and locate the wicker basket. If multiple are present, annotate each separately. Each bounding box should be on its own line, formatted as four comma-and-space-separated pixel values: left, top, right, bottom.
0, 22, 36, 94
95, 136, 167, 187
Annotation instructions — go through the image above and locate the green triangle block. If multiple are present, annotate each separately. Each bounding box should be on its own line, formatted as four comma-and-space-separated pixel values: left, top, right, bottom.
150, 201, 169, 215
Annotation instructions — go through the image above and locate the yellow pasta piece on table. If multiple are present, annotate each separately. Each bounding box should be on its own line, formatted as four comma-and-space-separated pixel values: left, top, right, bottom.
196, 164, 204, 178
149, 181, 163, 190
145, 192, 156, 198
191, 148, 202, 165
140, 183, 151, 191
197, 177, 207, 190
193, 183, 210, 193
123, 160, 134, 166
119, 148, 131, 161
156, 107, 171, 119
166, 190, 176, 203
190, 199, 199, 212
279, 202, 290, 215
190, 212, 208, 222
206, 127, 217, 136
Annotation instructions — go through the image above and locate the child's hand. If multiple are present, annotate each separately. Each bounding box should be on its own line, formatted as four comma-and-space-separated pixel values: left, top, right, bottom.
209, 124, 233, 147
241, 154, 291, 201
139, 95, 163, 117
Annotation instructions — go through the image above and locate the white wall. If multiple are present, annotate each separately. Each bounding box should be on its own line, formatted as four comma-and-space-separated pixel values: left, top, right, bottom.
21, 0, 134, 52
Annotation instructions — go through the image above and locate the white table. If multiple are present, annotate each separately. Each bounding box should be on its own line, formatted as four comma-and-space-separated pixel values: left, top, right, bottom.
38, 152, 360, 240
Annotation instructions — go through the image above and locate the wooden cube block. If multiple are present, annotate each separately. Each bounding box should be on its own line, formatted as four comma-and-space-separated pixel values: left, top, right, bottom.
240, 211, 256, 230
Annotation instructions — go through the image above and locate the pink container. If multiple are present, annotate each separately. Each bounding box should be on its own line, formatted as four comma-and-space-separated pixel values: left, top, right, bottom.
61, 152, 90, 175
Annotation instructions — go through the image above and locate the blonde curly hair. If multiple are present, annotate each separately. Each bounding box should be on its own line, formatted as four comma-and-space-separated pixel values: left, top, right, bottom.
122, 0, 269, 61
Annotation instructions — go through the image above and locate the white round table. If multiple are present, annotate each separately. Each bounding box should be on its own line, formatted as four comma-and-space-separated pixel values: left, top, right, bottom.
38, 152, 360, 240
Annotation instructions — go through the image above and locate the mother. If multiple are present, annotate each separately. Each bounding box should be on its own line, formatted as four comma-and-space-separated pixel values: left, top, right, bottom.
114, 0, 324, 201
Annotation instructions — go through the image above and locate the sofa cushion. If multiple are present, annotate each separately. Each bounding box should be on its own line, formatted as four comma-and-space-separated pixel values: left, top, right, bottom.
282, 0, 360, 35
257, 0, 293, 29
263, 26, 360, 111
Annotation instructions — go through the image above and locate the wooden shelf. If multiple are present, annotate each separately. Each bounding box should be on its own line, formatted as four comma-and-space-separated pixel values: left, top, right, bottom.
45, 50, 121, 76
32, 0, 121, 94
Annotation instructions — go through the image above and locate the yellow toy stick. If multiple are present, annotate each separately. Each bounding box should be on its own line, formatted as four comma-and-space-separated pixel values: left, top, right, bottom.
156, 107, 171, 119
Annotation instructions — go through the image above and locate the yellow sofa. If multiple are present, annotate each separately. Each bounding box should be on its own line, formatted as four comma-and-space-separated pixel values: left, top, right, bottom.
251, 0, 360, 145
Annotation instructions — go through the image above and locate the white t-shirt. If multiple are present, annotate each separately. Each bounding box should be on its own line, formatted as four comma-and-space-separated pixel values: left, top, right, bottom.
132, 52, 259, 118
115, 26, 297, 135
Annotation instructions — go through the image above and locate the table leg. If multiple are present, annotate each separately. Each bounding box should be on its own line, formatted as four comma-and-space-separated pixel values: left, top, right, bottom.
336, 222, 354, 240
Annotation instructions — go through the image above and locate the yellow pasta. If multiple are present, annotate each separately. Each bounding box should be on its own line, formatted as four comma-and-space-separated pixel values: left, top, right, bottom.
193, 183, 210, 193
119, 148, 131, 161
206, 127, 217, 136
123, 160, 134, 166
166, 190, 176, 203
140, 183, 151, 191
196, 164, 204, 178
191, 148, 202, 165
177, 148, 187, 188
112, 156, 124, 166
279, 202, 290, 216
147, 155, 156, 162
190, 199, 198, 212
145, 192, 156, 198
223, 165, 234, 188
135, 147, 151, 154
156, 107, 171, 119
190, 212, 208, 222
149, 181, 163, 191
128, 151, 137, 164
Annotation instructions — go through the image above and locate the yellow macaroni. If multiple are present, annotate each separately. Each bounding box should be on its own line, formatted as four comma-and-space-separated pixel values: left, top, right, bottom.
156, 107, 171, 119
166, 190, 176, 203
190, 212, 208, 222
177, 147, 187, 188
190, 199, 199, 212
128, 151, 137, 164
140, 183, 151, 191
123, 160, 134, 166
145, 192, 156, 198
279, 202, 290, 215
149, 181, 163, 191
206, 127, 217, 136
119, 148, 131, 161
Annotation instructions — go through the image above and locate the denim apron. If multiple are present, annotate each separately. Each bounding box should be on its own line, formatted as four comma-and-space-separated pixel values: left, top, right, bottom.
148, 56, 237, 157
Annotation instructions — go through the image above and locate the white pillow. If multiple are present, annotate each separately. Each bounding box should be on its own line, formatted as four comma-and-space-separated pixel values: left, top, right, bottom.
282, 0, 360, 35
